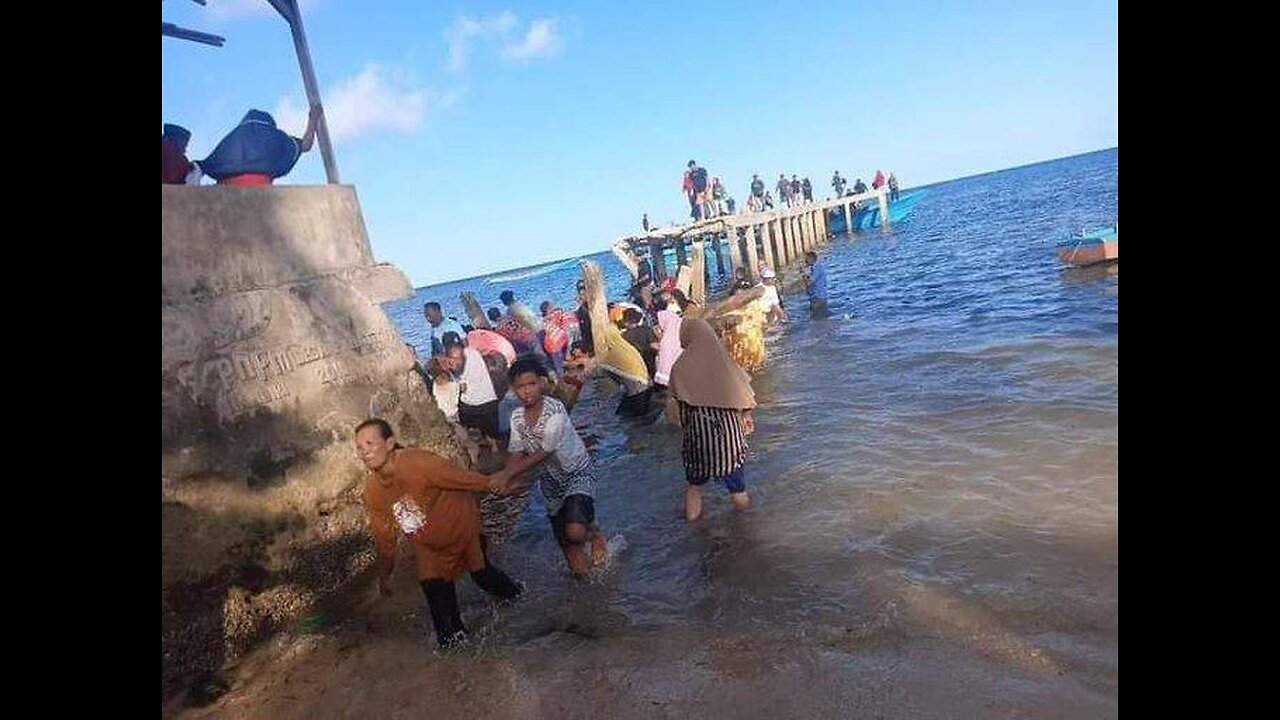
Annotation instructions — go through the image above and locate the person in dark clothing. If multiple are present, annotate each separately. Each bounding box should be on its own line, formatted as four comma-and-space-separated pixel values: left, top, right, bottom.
621, 308, 659, 379
687, 160, 709, 220
853, 178, 868, 194
642, 213, 650, 232
730, 266, 753, 294
750, 174, 765, 199
832, 171, 846, 197
162, 124, 197, 184
633, 250, 654, 288
801, 177, 813, 202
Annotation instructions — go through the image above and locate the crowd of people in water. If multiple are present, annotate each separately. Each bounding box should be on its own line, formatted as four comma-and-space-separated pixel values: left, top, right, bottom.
361, 248, 832, 650
650, 159, 899, 226
165, 121, 846, 650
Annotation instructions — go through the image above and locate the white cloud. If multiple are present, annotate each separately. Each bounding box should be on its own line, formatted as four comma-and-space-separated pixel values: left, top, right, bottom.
443, 11, 517, 73
501, 18, 562, 62
274, 64, 427, 143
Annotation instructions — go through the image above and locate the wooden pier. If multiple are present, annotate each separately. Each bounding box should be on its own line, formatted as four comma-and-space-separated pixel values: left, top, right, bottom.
611, 187, 892, 303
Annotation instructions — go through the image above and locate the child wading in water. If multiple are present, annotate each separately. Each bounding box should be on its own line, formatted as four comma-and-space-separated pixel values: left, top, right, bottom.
496, 355, 616, 578
667, 318, 757, 521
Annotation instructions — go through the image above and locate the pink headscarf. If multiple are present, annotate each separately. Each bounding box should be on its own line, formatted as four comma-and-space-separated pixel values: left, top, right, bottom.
654, 309, 683, 386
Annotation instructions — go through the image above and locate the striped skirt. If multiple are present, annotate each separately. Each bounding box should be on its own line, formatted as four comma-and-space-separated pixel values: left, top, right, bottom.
679, 402, 748, 480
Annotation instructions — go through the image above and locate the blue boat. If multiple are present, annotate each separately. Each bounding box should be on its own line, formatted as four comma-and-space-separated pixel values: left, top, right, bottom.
827, 190, 925, 234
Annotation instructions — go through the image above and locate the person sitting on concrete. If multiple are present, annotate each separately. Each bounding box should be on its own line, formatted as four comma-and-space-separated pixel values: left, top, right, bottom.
199, 106, 321, 186
162, 124, 202, 185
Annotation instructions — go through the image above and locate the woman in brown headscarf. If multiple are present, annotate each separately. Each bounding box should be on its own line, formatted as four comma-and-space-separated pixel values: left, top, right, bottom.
667, 318, 757, 521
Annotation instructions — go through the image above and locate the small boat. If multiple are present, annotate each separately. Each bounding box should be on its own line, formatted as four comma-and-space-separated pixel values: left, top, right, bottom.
1057, 224, 1118, 267
827, 190, 925, 234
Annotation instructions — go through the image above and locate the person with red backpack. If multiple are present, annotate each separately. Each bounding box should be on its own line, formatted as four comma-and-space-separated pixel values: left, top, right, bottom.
539, 300, 580, 376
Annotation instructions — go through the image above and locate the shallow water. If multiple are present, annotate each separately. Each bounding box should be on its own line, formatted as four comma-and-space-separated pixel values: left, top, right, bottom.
378, 148, 1118, 715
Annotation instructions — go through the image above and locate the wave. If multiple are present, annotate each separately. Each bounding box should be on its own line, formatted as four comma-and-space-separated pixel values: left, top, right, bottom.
484, 258, 577, 284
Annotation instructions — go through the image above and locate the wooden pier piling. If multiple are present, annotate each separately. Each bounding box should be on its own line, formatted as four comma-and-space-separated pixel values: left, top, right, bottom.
611, 186, 890, 296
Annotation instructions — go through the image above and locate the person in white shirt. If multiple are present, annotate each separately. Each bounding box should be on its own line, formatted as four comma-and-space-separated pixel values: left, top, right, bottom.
445, 338, 501, 446
423, 301, 467, 357
495, 356, 613, 578
755, 268, 788, 324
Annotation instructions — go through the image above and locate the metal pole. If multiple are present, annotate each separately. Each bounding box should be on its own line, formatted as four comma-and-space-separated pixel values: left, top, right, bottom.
278, 0, 340, 184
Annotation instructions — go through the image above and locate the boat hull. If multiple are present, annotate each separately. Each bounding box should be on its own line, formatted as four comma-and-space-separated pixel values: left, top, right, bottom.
827, 191, 924, 234
1057, 239, 1117, 267
1057, 226, 1118, 267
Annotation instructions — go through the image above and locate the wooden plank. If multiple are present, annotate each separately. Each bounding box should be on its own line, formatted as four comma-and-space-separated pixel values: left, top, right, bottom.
727, 226, 747, 274
611, 242, 640, 283
459, 292, 491, 329
675, 264, 693, 299
581, 261, 611, 357
649, 239, 667, 281
760, 221, 778, 271
777, 217, 788, 265
690, 240, 707, 305
743, 224, 760, 281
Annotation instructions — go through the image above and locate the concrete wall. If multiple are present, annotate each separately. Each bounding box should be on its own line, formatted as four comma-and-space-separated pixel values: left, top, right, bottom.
162, 184, 466, 701
161, 183, 446, 480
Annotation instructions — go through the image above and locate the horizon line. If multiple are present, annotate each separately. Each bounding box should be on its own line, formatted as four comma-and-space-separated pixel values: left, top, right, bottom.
408, 145, 1118, 290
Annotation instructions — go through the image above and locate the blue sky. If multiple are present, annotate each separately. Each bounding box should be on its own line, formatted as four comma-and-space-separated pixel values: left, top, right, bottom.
162, 0, 1117, 287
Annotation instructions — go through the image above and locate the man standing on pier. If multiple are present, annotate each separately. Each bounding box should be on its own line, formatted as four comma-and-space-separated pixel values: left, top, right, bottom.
777, 174, 790, 207
832, 171, 846, 197
750, 174, 765, 201
684, 160, 709, 220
